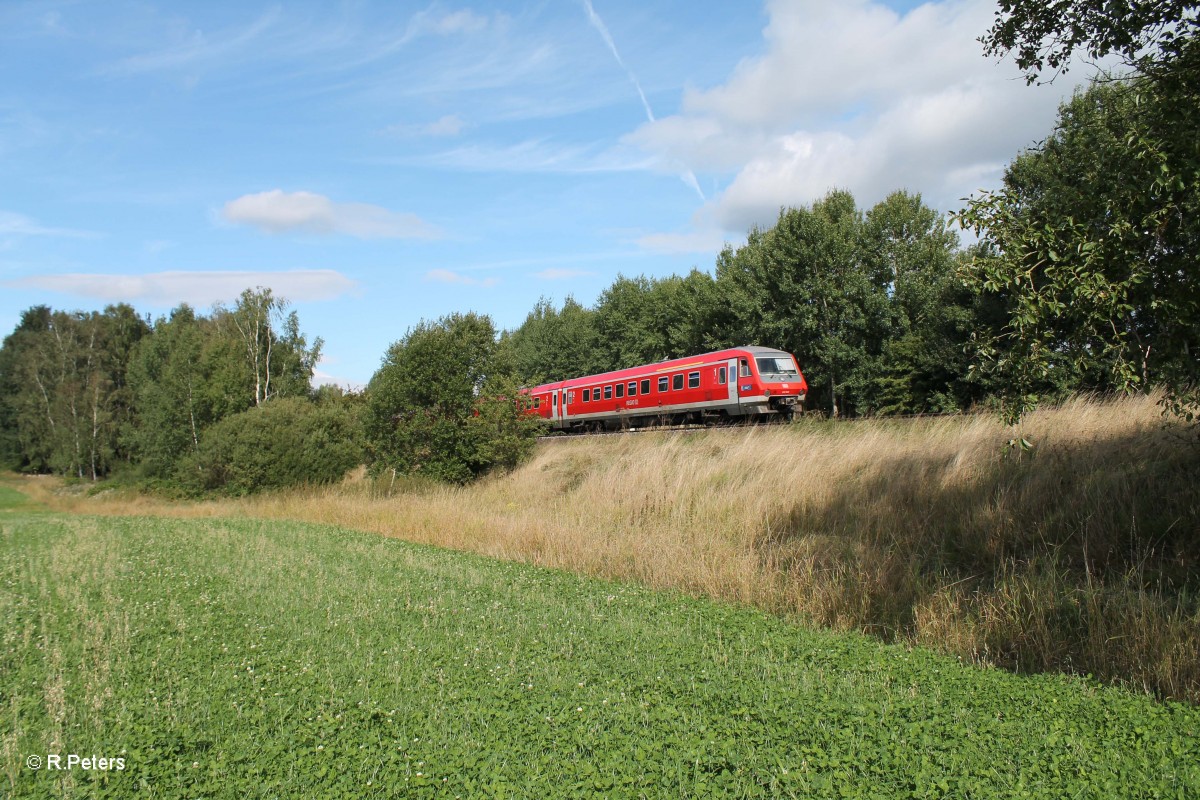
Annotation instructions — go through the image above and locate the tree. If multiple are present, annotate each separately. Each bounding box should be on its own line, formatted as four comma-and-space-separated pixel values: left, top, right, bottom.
127, 306, 221, 478
366, 313, 543, 484
214, 288, 322, 407
79, 304, 148, 479
0, 306, 53, 471
721, 191, 889, 417
982, 0, 1199, 83
861, 192, 979, 414
592, 275, 686, 371
958, 73, 1200, 420
666, 269, 728, 356
967, 2, 1200, 420
502, 297, 600, 385
0, 305, 148, 478
709, 191, 987, 417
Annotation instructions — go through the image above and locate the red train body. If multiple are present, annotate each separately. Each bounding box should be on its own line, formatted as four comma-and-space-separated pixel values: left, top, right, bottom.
523, 346, 807, 432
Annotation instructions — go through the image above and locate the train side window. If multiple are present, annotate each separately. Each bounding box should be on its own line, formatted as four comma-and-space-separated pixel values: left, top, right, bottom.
688, 371, 700, 388
657, 376, 668, 393
533, 396, 541, 409
604, 385, 613, 400
552, 393, 557, 408
672, 373, 684, 390
628, 381, 637, 396
615, 383, 624, 398
567, 390, 575, 403
583, 388, 591, 402
641, 379, 651, 395
739, 359, 751, 377
718, 366, 727, 384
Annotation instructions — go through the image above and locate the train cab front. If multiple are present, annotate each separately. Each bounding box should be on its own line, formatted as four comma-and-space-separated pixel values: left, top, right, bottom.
742, 349, 807, 418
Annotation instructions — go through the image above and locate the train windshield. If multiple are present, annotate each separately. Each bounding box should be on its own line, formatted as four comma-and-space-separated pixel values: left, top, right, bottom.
755, 356, 798, 378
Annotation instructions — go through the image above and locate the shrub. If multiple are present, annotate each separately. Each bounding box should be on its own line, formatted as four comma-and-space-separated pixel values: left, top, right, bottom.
180, 397, 363, 495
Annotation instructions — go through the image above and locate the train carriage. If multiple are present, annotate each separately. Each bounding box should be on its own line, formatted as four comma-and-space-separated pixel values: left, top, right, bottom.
524, 346, 807, 432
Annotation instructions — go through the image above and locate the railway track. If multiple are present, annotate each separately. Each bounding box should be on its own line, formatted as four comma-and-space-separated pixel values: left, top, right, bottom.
535, 417, 792, 441
534, 411, 963, 441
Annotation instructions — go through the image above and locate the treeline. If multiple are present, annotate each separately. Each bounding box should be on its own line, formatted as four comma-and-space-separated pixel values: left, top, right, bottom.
0, 289, 351, 491
0, 293, 543, 491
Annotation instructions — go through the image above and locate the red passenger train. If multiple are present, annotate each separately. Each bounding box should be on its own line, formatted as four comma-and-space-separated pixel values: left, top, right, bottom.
523, 346, 807, 432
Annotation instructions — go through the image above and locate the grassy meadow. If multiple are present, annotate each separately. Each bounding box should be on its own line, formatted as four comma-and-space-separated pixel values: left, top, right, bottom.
2, 513, 1198, 798
17, 393, 1198, 702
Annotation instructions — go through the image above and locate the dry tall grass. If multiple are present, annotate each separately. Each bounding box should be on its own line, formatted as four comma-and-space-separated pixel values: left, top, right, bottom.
16, 393, 1199, 700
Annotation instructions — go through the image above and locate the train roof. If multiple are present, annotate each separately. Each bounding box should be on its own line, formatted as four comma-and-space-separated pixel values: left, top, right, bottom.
527, 345, 796, 391
739, 345, 793, 356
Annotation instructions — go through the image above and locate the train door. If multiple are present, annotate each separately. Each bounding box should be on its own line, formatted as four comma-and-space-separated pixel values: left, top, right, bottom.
727, 358, 739, 405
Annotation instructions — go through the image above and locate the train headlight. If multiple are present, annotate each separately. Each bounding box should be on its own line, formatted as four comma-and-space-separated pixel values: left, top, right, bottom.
764, 388, 771, 398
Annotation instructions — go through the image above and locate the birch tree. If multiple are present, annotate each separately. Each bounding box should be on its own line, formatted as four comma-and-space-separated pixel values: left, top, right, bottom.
216, 287, 322, 408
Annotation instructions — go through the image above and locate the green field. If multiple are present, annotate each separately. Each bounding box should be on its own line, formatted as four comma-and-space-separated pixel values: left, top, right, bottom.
0, 483, 40, 513
2, 512, 1197, 799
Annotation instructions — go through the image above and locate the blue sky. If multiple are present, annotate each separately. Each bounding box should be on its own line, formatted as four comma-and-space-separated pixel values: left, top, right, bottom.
1, 0, 1092, 388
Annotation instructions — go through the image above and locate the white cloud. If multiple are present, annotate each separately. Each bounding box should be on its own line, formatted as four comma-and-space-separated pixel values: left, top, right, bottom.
424, 269, 498, 287
681, 0, 992, 130
415, 138, 653, 174
311, 368, 365, 392
94, 6, 491, 88
99, 7, 283, 77
9, 269, 358, 307
402, 8, 494, 41
384, 114, 467, 138
143, 239, 175, 255
0, 210, 98, 239
221, 190, 441, 239
311, 356, 366, 391
424, 113, 466, 136
636, 229, 730, 256
628, 0, 1094, 236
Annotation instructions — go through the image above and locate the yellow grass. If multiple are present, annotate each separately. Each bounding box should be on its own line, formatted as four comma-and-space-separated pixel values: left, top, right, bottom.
13, 393, 1200, 700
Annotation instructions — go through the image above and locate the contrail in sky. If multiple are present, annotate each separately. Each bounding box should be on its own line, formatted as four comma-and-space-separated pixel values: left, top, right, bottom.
581, 0, 705, 201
